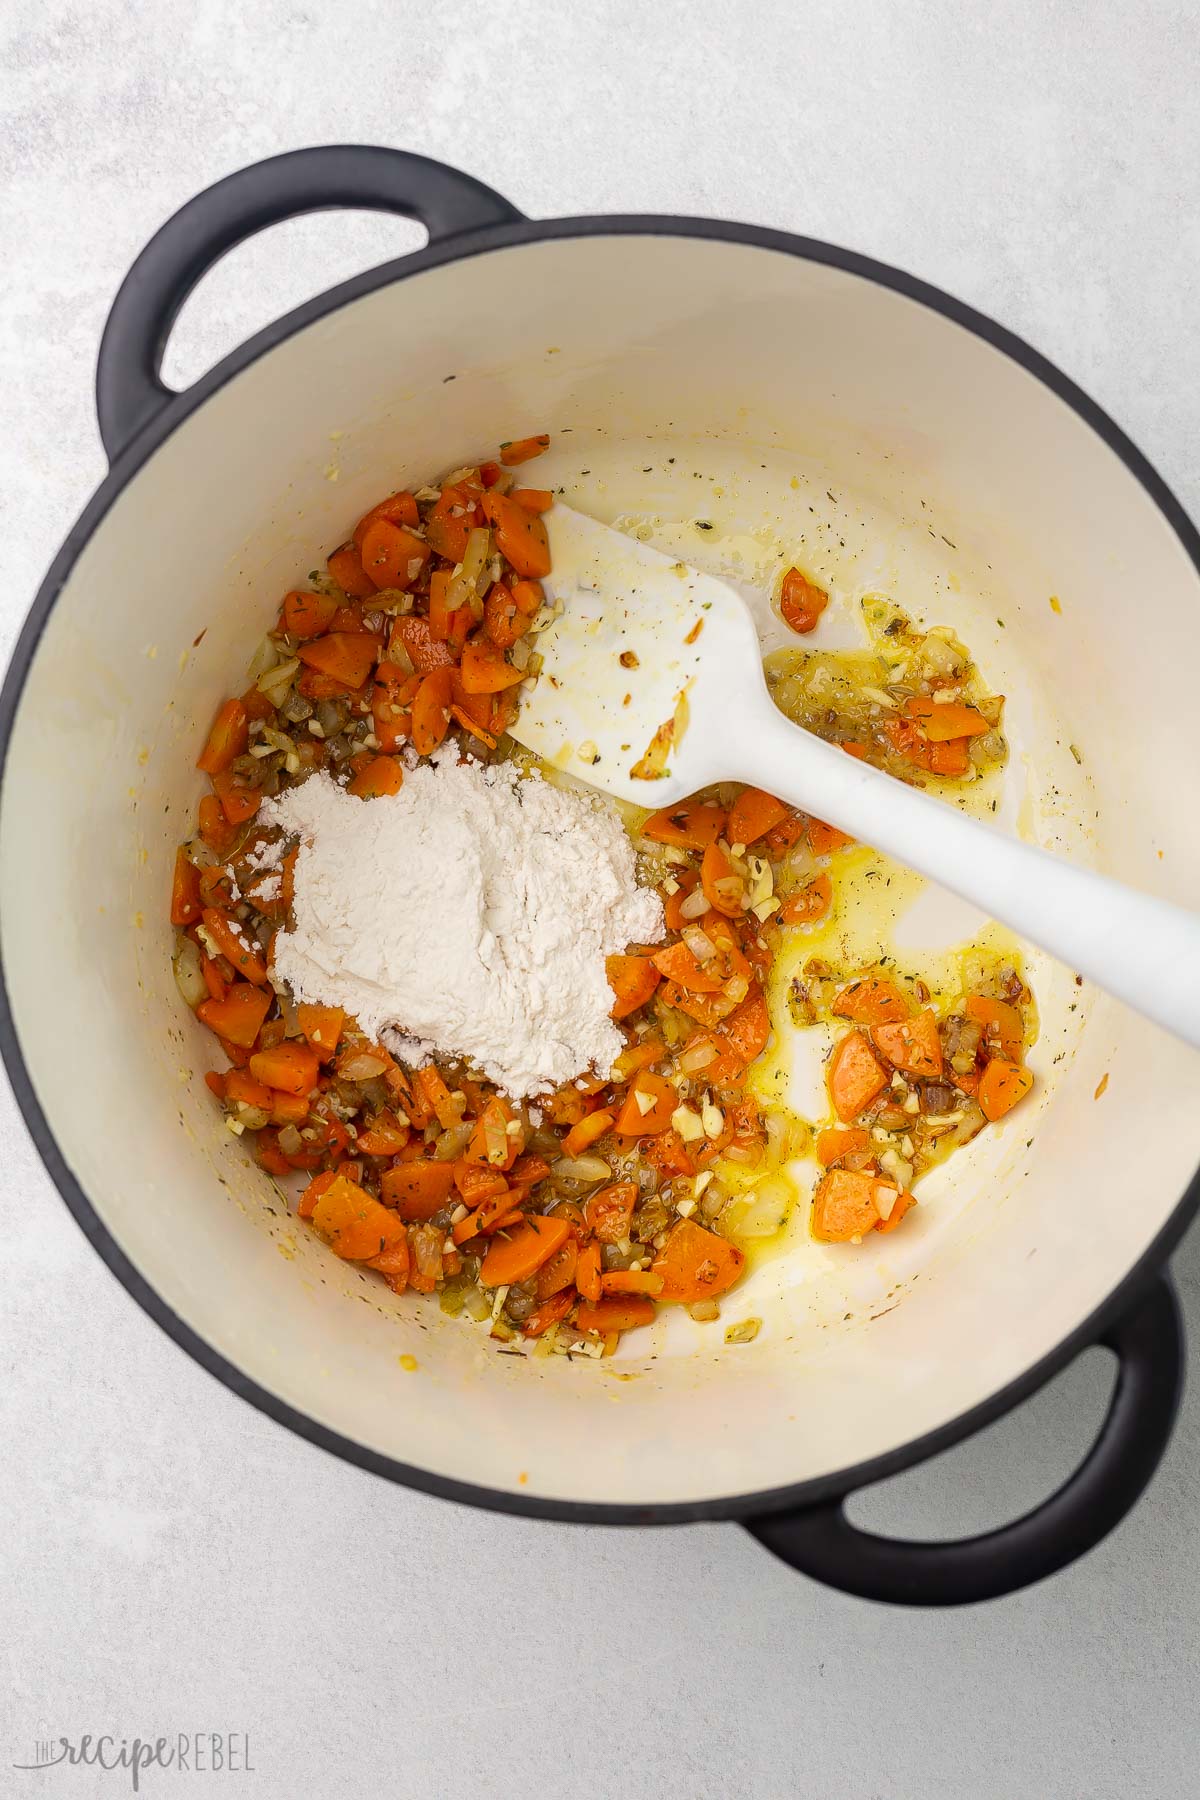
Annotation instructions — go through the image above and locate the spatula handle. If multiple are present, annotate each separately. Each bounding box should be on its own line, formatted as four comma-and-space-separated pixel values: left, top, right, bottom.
735, 701, 1200, 1051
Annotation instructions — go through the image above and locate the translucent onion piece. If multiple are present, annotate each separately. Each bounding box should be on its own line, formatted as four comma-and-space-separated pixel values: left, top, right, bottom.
173, 935, 207, 1009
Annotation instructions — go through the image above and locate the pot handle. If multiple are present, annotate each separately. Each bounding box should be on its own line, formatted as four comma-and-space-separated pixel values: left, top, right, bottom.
746, 1272, 1183, 1606
96, 144, 524, 464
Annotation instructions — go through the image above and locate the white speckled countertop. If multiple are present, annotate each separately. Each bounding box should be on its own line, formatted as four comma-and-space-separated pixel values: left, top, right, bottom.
2, 3, 1199, 1794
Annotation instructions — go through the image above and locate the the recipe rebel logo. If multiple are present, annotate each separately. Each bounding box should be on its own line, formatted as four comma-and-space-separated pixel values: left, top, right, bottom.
12, 1728, 255, 1791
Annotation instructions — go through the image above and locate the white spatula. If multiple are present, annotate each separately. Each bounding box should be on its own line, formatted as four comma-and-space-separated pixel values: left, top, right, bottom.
510, 503, 1200, 1052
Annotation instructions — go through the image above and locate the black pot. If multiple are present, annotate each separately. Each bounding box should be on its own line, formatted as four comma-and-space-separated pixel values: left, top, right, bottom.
2, 146, 1195, 1606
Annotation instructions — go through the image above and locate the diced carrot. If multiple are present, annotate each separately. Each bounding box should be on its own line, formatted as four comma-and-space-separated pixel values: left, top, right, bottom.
371, 660, 417, 753
482, 581, 528, 651
282, 590, 339, 638
210, 768, 261, 825
225, 1068, 273, 1110
561, 1109, 615, 1159
651, 1218, 745, 1302
297, 1003, 344, 1060
705, 985, 771, 1084
828, 1031, 888, 1121
248, 1040, 320, 1096
779, 874, 832, 925
642, 1128, 696, 1180
661, 870, 705, 931
354, 1111, 411, 1155
197, 982, 272, 1049
327, 542, 377, 597
576, 1241, 602, 1304
613, 1073, 676, 1136
884, 718, 971, 777
906, 696, 993, 741
459, 636, 523, 694
204, 1070, 227, 1100
499, 434, 550, 465
452, 1160, 508, 1207
198, 794, 237, 856
409, 667, 452, 757
583, 1182, 638, 1243
808, 817, 853, 856
311, 1173, 407, 1260
347, 754, 404, 800
468, 1096, 522, 1170
479, 461, 502, 488
200, 908, 268, 985
648, 940, 719, 993
297, 631, 379, 691
380, 1159, 456, 1221
701, 838, 744, 917
876, 1189, 916, 1234
811, 1168, 883, 1242
522, 1290, 576, 1337
389, 616, 457, 673
606, 954, 661, 1018
297, 670, 366, 703
508, 1151, 552, 1191
196, 698, 248, 775
366, 1238, 410, 1294
601, 1269, 665, 1296
480, 1214, 570, 1286
481, 491, 551, 579
761, 811, 807, 857
966, 994, 1024, 1060
726, 788, 790, 847
815, 1126, 872, 1166
197, 863, 234, 911
508, 487, 553, 512
170, 848, 202, 926
979, 1057, 1034, 1121
298, 1169, 337, 1220
535, 1238, 579, 1301
832, 978, 912, 1026
359, 518, 431, 591
779, 567, 829, 634
353, 490, 419, 547
575, 1295, 656, 1334
871, 1010, 944, 1078
270, 1091, 311, 1127
510, 578, 544, 617
840, 740, 869, 761
424, 487, 472, 562
642, 800, 727, 850
327, 602, 369, 634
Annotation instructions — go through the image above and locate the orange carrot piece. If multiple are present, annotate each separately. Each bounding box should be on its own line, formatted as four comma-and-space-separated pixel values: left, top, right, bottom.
726, 788, 790, 847
353, 490, 419, 547
200, 907, 268, 985
815, 1125, 872, 1166
197, 982, 272, 1049
248, 1040, 320, 1097
452, 1160, 509, 1206
705, 985, 771, 1083
965, 994, 1024, 1060
282, 589, 339, 638
372, 660, 417, 753
906, 696, 993, 740
575, 1295, 656, 1334
347, 754, 404, 799
359, 518, 431, 591
327, 542, 376, 597
459, 636, 523, 694
467, 1095, 522, 1170
210, 768, 261, 826
196, 698, 248, 775
416, 1065, 461, 1131
297, 631, 379, 691
298, 1169, 337, 1220
311, 1174, 406, 1260
582, 1182, 638, 1243
380, 1159, 457, 1221
270, 1090, 311, 1127
613, 1073, 676, 1136
366, 1237, 411, 1294
700, 838, 744, 917
807, 817, 853, 856
479, 1214, 570, 1286
510, 577, 544, 617
354, 1111, 411, 1155
606, 954, 661, 1019
871, 1010, 944, 1078
978, 1057, 1034, 1122
779, 874, 832, 926
522, 1290, 576, 1337
779, 567, 829, 634
389, 616, 456, 673
811, 1168, 883, 1242
198, 794, 237, 856
297, 1003, 344, 1059
649, 940, 724, 993
600, 1269, 665, 1296
170, 848, 202, 926
829, 1031, 888, 1121
576, 1241, 602, 1304
410, 667, 453, 756
876, 1189, 916, 1234
832, 978, 912, 1026
561, 1109, 615, 1158
535, 1237, 579, 1301
225, 1068, 274, 1110
499, 434, 550, 465
641, 800, 727, 850
651, 1218, 745, 1302
481, 491, 551, 579
508, 487, 553, 512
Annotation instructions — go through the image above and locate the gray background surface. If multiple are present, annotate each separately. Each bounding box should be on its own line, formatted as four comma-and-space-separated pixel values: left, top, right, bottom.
2, 3, 1199, 1795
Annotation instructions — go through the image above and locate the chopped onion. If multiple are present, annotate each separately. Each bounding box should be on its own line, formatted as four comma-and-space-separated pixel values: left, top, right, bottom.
677, 1038, 718, 1074
246, 635, 280, 682
337, 1049, 391, 1082
433, 1122, 473, 1162
257, 656, 300, 703
678, 887, 711, 922
278, 1124, 304, 1157
724, 1175, 791, 1238
682, 923, 717, 962
551, 1155, 612, 1184
688, 1299, 720, 1323
172, 935, 207, 1009
446, 527, 492, 615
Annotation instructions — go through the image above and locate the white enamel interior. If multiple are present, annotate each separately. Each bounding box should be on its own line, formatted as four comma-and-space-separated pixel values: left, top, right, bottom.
3, 232, 1200, 1509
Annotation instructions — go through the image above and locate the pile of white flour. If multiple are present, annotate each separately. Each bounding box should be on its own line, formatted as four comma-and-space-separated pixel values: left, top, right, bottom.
257, 754, 664, 1099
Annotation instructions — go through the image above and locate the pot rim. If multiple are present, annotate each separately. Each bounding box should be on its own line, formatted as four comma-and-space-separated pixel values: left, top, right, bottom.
3, 210, 1198, 1526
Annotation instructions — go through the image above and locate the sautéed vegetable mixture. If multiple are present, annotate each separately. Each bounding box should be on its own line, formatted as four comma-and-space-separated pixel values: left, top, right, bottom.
170, 438, 1036, 1357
